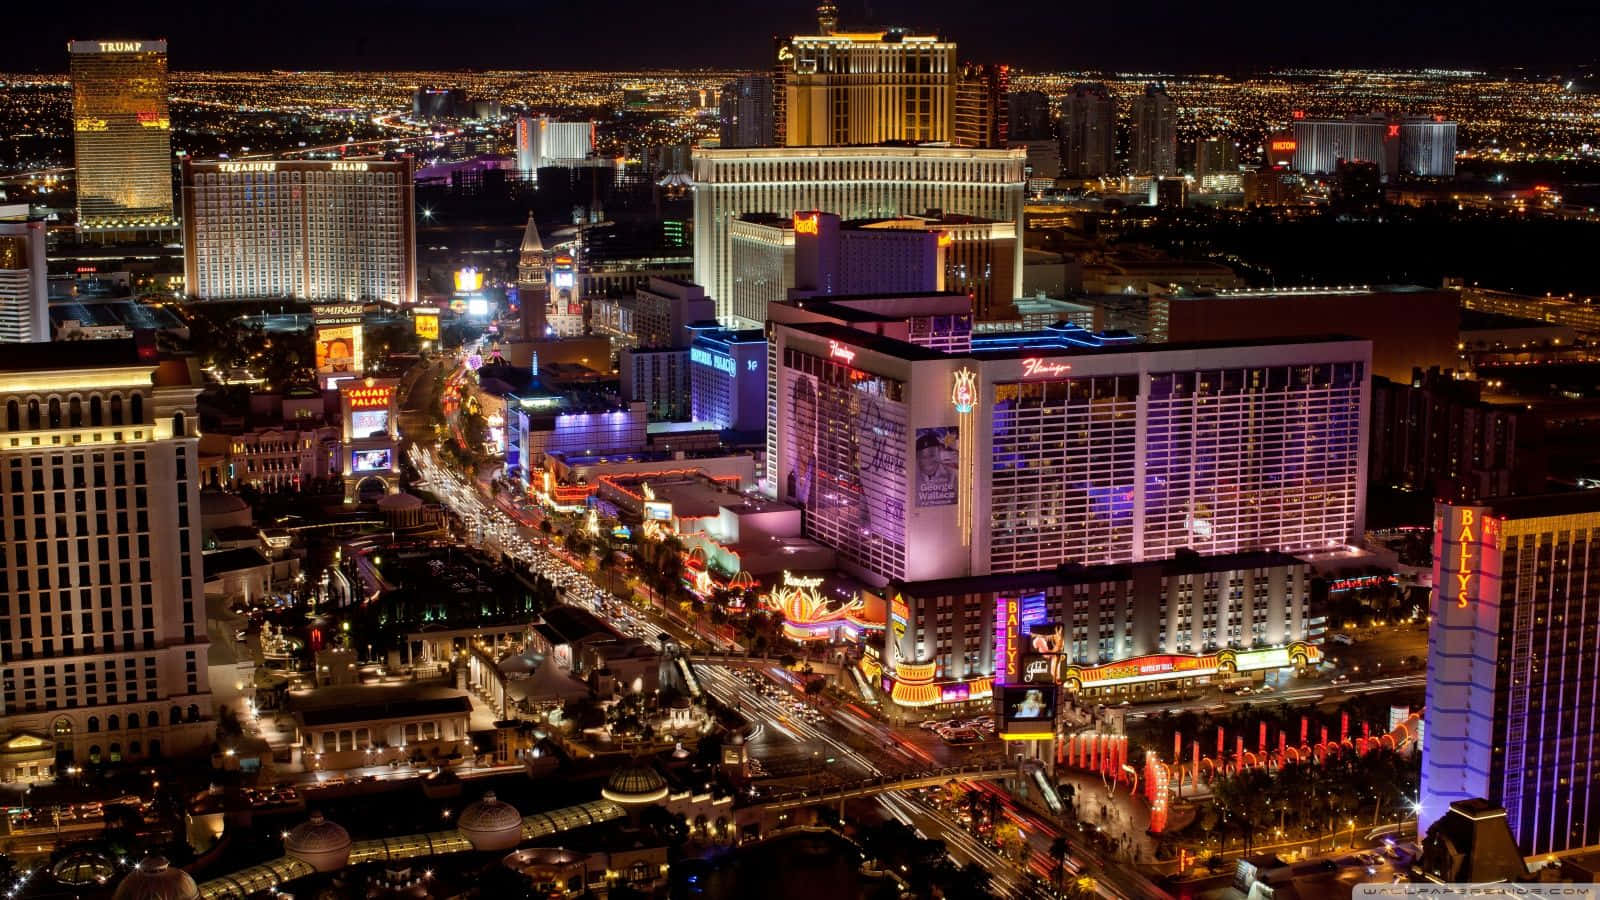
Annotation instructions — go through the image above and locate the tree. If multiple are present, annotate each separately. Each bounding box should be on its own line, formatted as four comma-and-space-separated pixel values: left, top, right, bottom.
1047, 836, 1070, 893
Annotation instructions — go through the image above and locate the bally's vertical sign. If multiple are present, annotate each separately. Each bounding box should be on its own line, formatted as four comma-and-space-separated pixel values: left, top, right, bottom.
1434, 505, 1502, 622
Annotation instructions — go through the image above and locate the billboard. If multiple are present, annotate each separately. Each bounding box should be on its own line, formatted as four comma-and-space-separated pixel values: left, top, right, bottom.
351, 448, 392, 473
644, 501, 672, 521
351, 410, 389, 438
1028, 622, 1065, 655
315, 324, 361, 374
1001, 684, 1057, 724
914, 427, 958, 507
414, 312, 439, 341
1018, 653, 1057, 685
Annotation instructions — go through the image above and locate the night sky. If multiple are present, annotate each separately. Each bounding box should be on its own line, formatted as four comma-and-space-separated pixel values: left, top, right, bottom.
7, 0, 1596, 72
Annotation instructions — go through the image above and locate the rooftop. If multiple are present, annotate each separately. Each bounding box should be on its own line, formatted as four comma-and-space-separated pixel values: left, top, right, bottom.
0, 339, 147, 372
201, 548, 271, 580
897, 551, 1308, 599
783, 320, 1366, 363
1483, 491, 1600, 521
291, 685, 472, 728
1178, 283, 1437, 300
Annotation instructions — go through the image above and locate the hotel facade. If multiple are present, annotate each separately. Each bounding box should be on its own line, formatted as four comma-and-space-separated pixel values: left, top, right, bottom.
181, 159, 416, 304
0, 341, 214, 777
768, 322, 1370, 586
69, 40, 177, 238
779, 31, 959, 146
692, 146, 1025, 323
1422, 493, 1600, 855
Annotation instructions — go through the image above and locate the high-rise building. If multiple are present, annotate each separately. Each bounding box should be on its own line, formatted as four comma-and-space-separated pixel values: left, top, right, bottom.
1369, 368, 1546, 502
1006, 91, 1054, 141
718, 76, 775, 148
770, 316, 1370, 584
692, 146, 1026, 322
68, 40, 176, 239
1294, 114, 1457, 178
1130, 84, 1177, 176
181, 159, 416, 304
619, 348, 690, 421
729, 214, 797, 328
1422, 493, 1600, 855
954, 63, 1009, 149
0, 340, 215, 773
1292, 115, 1394, 176
1150, 284, 1459, 382
1194, 137, 1240, 180
412, 87, 465, 121
0, 208, 48, 344
792, 211, 940, 299
514, 118, 596, 172
690, 327, 767, 432
1058, 83, 1117, 179
1400, 116, 1458, 177
779, 30, 959, 146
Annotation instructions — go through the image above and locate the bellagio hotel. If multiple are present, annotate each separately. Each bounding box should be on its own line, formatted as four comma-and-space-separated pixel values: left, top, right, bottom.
0, 340, 213, 781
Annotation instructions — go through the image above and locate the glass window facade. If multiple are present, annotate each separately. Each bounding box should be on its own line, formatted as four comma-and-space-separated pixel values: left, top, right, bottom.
70, 42, 175, 230
990, 361, 1365, 573
780, 348, 908, 580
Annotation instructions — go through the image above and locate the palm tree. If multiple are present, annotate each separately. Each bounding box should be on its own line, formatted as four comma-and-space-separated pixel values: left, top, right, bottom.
1047, 836, 1070, 894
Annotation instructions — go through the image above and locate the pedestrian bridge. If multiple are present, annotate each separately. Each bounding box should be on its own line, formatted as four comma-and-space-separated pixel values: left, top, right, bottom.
686, 653, 843, 676
758, 762, 1016, 811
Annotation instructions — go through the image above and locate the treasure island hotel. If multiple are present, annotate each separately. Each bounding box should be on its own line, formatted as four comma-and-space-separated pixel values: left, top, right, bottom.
69, 40, 178, 240
182, 159, 417, 304
0, 341, 213, 780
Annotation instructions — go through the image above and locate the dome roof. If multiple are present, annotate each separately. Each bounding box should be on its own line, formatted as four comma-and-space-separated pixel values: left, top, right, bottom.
199, 491, 250, 516
112, 856, 198, 900
601, 760, 669, 805
458, 790, 524, 851
378, 492, 422, 510
285, 812, 352, 872
52, 848, 115, 886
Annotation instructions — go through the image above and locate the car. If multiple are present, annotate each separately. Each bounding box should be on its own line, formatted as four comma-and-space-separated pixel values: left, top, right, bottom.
1331, 633, 1355, 646
1331, 674, 1351, 685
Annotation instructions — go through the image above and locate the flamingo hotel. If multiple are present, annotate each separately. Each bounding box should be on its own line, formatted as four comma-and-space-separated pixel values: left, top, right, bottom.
765, 313, 1367, 709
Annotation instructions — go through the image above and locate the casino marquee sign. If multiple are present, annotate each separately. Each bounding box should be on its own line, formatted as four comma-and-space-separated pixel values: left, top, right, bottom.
1058, 643, 1318, 692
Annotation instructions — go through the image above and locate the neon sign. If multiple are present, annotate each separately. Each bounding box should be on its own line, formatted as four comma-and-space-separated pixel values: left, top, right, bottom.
1455, 509, 1475, 608
691, 347, 736, 375
937, 231, 954, 248
794, 213, 820, 235
98, 41, 143, 52
331, 162, 369, 172
1021, 358, 1071, 378
1270, 140, 1297, 151
828, 340, 856, 364
219, 162, 277, 173
345, 386, 393, 410
1387, 124, 1402, 138
951, 367, 977, 414
782, 572, 825, 590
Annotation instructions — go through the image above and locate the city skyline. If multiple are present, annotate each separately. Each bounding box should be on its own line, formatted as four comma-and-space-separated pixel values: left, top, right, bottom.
2, 0, 1597, 73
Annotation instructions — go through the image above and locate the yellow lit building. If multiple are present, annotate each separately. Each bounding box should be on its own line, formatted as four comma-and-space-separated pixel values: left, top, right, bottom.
69, 40, 177, 239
